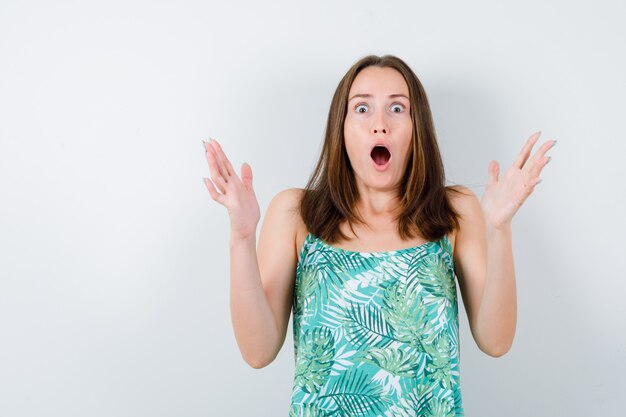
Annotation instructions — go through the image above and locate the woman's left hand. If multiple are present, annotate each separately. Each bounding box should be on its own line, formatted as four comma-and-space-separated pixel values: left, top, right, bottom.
480, 131, 557, 230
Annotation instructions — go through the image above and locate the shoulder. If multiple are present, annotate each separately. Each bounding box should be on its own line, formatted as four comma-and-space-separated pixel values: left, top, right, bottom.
259, 188, 307, 267
267, 188, 308, 255
446, 184, 481, 217
258, 188, 305, 270
265, 188, 306, 234
447, 184, 477, 203
445, 185, 483, 251
268, 187, 304, 216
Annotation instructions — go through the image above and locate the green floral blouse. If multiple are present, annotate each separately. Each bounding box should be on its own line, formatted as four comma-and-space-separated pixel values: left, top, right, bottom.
289, 232, 464, 417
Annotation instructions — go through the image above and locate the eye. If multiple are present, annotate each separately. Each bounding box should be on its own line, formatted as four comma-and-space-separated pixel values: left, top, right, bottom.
354, 103, 368, 113
391, 103, 405, 113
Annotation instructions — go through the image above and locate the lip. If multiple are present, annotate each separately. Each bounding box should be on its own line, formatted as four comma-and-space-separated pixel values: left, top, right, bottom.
372, 154, 392, 171
370, 141, 391, 154
370, 142, 392, 171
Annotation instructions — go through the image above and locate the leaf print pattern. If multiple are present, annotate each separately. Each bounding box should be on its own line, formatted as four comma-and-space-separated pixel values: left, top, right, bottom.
382, 279, 435, 353
343, 301, 396, 350
415, 254, 457, 303
291, 233, 464, 416
359, 347, 422, 378
289, 402, 329, 417
317, 366, 392, 415
294, 327, 335, 394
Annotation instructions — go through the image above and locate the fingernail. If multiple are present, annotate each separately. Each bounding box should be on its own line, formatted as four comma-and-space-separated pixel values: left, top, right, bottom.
552, 140, 558, 147
546, 156, 551, 164
202, 140, 209, 150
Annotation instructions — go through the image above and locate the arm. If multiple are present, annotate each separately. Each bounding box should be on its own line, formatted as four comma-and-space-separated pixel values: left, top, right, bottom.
229, 234, 279, 368
452, 131, 556, 357
203, 138, 299, 369
452, 188, 516, 357
229, 188, 301, 368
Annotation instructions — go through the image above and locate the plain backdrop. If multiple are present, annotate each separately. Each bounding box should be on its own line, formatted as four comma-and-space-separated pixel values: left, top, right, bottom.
1, 0, 624, 416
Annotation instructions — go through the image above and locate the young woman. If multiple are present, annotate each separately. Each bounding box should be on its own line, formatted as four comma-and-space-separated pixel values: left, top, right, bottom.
203, 54, 555, 416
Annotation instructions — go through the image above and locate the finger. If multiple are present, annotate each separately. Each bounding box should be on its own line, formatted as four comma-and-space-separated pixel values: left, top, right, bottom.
513, 131, 541, 169
241, 162, 253, 191
529, 154, 551, 178
205, 142, 228, 194
203, 177, 226, 205
204, 139, 229, 182
532, 140, 557, 162
523, 141, 555, 176
210, 138, 236, 178
524, 174, 543, 190
523, 177, 542, 193
488, 160, 499, 185
520, 160, 546, 196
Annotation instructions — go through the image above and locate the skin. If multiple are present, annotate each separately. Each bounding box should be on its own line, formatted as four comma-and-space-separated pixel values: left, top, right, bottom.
203, 68, 557, 360
344, 66, 413, 222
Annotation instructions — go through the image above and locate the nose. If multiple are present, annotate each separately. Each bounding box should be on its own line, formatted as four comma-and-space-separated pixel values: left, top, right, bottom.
371, 111, 388, 135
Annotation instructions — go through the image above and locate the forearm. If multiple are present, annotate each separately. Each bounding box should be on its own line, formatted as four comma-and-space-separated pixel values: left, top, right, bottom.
229, 235, 279, 368
476, 223, 517, 356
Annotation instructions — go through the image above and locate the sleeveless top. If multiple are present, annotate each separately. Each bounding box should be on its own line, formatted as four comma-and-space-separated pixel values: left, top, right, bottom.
289, 232, 464, 417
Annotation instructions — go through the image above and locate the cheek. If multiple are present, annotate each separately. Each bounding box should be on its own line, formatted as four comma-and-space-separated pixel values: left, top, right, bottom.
343, 122, 360, 151
395, 122, 413, 159
344, 115, 369, 132
394, 116, 412, 131
343, 129, 366, 167
343, 137, 359, 163
343, 118, 358, 137
397, 120, 413, 142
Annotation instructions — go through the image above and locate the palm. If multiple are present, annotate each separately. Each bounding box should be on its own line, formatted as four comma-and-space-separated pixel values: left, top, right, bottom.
203, 138, 260, 240
481, 132, 556, 229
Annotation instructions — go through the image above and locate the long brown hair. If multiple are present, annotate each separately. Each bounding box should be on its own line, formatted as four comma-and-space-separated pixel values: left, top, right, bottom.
300, 54, 463, 244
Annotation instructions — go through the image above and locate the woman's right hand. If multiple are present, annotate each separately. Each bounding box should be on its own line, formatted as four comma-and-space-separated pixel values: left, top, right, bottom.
203, 138, 260, 240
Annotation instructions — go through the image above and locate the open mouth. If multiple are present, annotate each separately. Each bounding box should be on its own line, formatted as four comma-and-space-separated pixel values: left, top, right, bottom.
370, 145, 391, 166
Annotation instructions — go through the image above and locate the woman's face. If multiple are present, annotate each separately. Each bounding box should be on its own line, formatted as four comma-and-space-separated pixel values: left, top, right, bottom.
344, 66, 413, 191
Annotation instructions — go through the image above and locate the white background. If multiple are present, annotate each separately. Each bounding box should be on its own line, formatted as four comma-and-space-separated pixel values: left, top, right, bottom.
1, 0, 624, 416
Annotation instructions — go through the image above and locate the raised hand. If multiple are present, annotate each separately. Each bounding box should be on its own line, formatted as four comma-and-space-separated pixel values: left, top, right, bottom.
203, 138, 260, 240
480, 131, 557, 230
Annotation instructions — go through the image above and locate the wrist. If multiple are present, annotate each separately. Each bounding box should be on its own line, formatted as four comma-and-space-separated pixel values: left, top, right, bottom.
486, 222, 512, 237
230, 232, 256, 246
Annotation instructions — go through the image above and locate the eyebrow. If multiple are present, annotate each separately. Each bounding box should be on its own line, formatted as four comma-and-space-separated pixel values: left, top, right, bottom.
348, 93, 409, 102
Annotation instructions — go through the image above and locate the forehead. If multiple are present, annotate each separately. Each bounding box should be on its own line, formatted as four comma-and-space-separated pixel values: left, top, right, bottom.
348, 66, 409, 96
